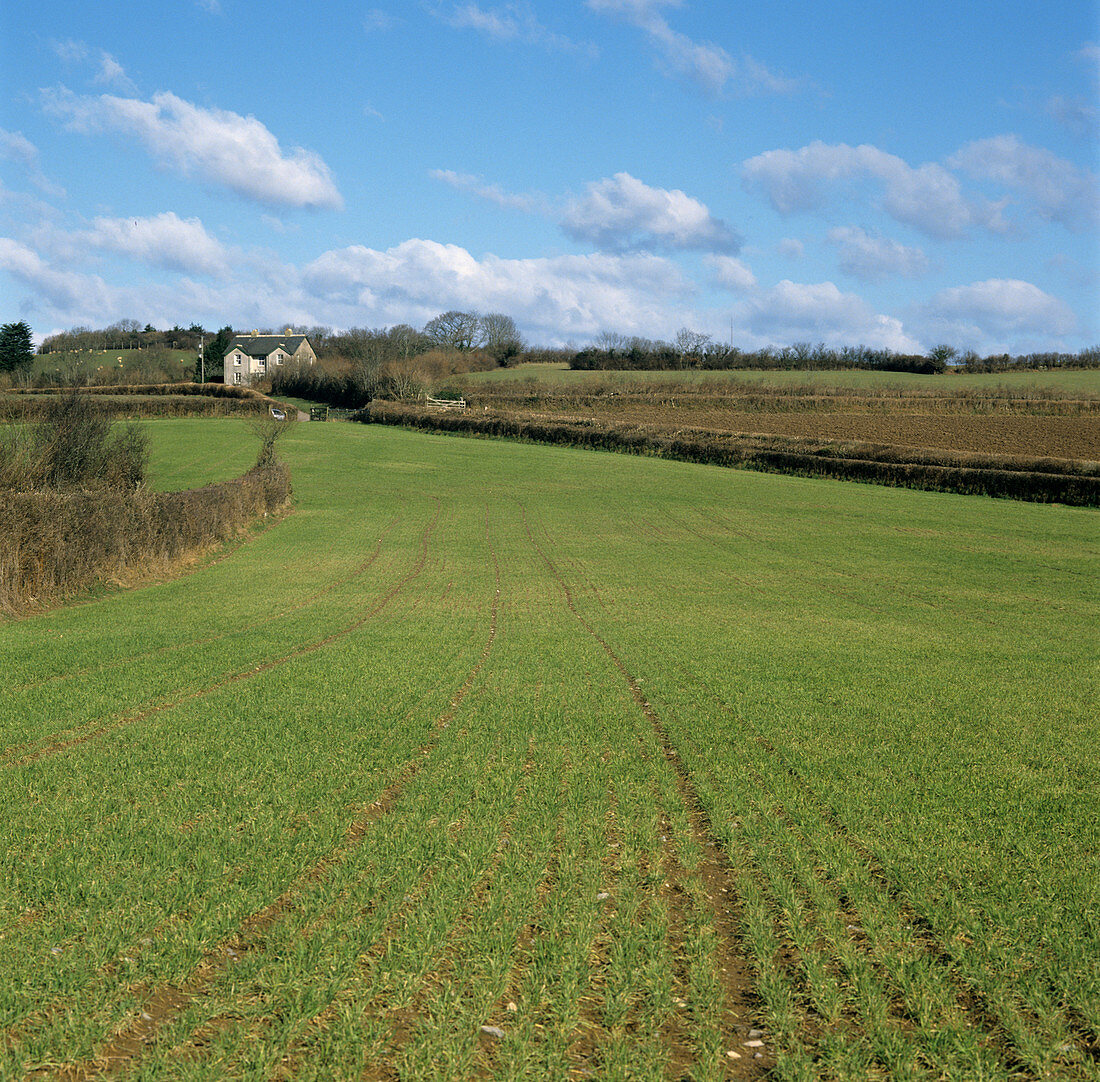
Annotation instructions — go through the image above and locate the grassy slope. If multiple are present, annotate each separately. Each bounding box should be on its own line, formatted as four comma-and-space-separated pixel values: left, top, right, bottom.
0, 420, 1096, 1080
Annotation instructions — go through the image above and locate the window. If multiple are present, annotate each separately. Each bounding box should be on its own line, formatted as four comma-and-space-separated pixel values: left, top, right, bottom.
233, 353, 241, 365
233, 372, 241, 385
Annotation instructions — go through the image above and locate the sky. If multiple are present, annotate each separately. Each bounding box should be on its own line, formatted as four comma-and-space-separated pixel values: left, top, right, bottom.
1, 0, 1098, 355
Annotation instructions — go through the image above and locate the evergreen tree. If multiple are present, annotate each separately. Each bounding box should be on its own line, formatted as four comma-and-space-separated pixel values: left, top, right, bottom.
0, 321, 34, 373
195, 325, 233, 381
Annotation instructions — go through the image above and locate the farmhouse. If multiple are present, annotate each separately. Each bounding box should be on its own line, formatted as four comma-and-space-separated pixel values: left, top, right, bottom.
223, 329, 317, 385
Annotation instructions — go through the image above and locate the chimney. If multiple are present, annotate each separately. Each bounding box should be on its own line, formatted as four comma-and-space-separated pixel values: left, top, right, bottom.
285, 327, 293, 336
251, 329, 259, 336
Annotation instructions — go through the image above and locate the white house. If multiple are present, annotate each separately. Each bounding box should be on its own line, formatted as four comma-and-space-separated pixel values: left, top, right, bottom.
223, 329, 317, 385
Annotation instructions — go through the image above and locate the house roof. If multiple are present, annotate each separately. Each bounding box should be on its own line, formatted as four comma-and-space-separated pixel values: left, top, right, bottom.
229, 333, 311, 358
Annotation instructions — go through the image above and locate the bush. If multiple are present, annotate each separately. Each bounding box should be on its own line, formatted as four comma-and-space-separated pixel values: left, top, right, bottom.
0, 388, 148, 492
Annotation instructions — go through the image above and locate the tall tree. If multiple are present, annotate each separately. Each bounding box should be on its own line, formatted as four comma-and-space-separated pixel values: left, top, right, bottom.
480, 313, 524, 366
0, 321, 34, 373
197, 325, 234, 381
424, 310, 483, 351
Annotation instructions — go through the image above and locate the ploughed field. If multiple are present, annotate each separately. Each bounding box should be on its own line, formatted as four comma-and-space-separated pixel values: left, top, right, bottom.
1, 420, 1097, 1081
456, 381, 1100, 462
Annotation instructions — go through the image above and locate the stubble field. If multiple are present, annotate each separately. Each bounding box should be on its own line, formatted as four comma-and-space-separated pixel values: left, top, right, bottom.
1, 419, 1096, 1081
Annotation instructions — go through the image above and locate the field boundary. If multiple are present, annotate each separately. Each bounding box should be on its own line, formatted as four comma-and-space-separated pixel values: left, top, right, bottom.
360, 404, 1100, 505
0, 459, 292, 618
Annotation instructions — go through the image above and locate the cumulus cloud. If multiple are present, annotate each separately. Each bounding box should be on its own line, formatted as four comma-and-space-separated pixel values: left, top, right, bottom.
704, 254, 756, 291
742, 141, 1006, 239
921, 279, 1077, 344
948, 134, 1099, 232
586, 0, 794, 96
41, 87, 343, 210
430, 169, 545, 212
0, 237, 112, 313
745, 279, 922, 352
825, 226, 930, 281
562, 172, 741, 253
301, 238, 688, 341
432, 3, 596, 55
75, 212, 229, 276
777, 237, 804, 259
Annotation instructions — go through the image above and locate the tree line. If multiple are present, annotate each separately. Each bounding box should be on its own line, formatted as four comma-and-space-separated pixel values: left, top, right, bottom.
21, 313, 1100, 380
571, 333, 1100, 375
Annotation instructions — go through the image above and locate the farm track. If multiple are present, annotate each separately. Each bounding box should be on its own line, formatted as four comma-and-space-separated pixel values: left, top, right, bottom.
469, 746, 573, 1079
520, 505, 768, 1079
50, 515, 502, 1081
358, 740, 539, 1079
664, 656, 1092, 1078
1, 511, 437, 770
8, 516, 403, 697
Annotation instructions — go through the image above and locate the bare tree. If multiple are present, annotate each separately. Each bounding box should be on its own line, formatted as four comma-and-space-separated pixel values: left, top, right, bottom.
424, 311, 484, 351
480, 313, 524, 365
594, 330, 628, 352
674, 327, 711, 367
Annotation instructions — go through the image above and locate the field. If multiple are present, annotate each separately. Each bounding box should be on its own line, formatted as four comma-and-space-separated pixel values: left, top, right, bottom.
1, 419, 1097, 1080
450, 368, 1100, 465
21, 350, 198, 386
460, 364, 1100, 397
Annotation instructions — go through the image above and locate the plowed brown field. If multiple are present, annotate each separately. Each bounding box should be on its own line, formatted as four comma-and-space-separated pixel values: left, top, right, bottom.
508, 404, 1100, 460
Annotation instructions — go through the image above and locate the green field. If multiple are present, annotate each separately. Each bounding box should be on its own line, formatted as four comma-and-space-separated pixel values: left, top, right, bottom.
463, 362, 1100, 396
1, 419, 1097, 1080
20, 349, 198, 385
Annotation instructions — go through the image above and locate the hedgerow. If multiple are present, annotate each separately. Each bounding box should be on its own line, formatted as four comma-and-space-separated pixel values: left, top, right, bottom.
359, 402, 1100, 505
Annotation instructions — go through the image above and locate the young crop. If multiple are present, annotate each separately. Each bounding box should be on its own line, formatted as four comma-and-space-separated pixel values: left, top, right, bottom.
1, 420, 1095, 1080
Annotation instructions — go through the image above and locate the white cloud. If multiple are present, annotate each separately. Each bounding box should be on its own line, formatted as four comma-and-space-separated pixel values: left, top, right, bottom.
51, 39, 89, 63
41, 88, 343, 210
741, 140, 1006, 239
93, 52, 137, 93
301, 238, 689, 341
76, 212, 229, 276
0, 129, 40, 171
0, 237, 112, 313
922, 279, 1077, 344
745, 279, 922, 352
196, 0, 223, 13
586, 0, 793, 96
430, 169, 545, 212
1046, 95, 1100, 138
777, 237, 804, 259
704, 254, 756, 291
562, 172, 741, 253
433, 3, 596, 56
948, 134, 1099, 232
826, 226, 930, 281
0, 128, 66, 198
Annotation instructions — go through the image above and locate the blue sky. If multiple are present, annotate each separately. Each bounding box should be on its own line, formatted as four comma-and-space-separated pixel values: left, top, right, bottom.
1, 0, 1097, 353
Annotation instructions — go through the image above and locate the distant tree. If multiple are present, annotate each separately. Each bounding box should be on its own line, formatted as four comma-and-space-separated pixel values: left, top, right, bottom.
480, 313, 524, 365
674, 327, 710, 368
197, 325, 233, 381
594, 330, 628, 352
927, 344, 957, 372
0, 321, 34, 373
424, 310, 484, 351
